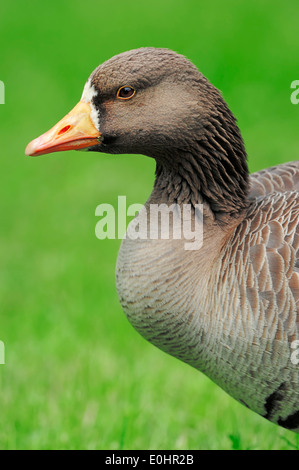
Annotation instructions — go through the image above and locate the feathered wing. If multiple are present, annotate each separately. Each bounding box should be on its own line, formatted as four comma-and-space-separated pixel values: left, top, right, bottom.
230, 161, 299, 431
248, 161, 299, 198
249, 160, 299, 279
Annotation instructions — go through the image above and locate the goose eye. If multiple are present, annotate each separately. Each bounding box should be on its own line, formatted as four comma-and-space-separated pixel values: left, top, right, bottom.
117, 86, 136, 100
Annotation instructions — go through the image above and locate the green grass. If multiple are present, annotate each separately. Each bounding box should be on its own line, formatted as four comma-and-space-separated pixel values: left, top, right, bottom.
0, 0, 299, 449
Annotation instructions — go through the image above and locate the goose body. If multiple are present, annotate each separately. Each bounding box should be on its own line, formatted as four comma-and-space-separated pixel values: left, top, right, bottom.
117, 161, 299, 431
25, 48, 299, 432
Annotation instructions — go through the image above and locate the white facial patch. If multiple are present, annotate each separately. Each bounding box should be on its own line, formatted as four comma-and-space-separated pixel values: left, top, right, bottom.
81, 79, 100, 131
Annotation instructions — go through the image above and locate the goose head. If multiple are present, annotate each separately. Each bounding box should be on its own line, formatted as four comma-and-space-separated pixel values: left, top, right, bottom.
25, 47, 249, 217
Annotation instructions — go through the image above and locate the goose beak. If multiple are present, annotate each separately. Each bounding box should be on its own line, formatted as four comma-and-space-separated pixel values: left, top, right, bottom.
25, 101, 101, 157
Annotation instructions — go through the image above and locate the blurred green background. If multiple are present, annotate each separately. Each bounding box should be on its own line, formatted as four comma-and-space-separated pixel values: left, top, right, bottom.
0, 0, 298, 450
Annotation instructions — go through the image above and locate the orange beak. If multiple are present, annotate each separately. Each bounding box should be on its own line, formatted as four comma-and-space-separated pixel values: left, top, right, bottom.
25, 101, 101, 157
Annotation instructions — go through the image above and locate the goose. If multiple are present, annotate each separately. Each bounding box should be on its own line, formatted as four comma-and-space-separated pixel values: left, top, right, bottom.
25, 48, 299, 433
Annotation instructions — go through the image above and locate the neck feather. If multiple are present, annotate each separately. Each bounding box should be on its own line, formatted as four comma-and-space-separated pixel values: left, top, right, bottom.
151, 99, 249, 222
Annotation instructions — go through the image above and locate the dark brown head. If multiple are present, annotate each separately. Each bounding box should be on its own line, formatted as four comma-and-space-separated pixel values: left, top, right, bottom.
25, 47, 249, 216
